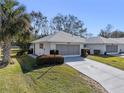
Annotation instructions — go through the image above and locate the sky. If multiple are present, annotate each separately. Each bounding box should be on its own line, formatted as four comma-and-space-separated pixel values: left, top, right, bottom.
19, 0, 124, 36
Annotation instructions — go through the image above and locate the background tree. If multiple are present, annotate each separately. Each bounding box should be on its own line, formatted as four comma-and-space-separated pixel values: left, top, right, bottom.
0, 0, 31, 63
50, 14, 87, 37
99, 24, 124, 38
99, 24, 113, 38
14, 31, 32, 51
85, 33, 93, 38
111, 30, 124, 38
30, 11, 49, 38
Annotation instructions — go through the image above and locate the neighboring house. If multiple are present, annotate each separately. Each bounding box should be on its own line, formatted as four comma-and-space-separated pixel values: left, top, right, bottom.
31, 31, 85, 56
86, 37, 124, 54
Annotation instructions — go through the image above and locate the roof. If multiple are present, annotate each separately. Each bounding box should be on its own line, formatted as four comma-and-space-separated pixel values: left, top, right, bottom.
32, 31, 85, 43
109, 38, 124, 44
86, 37, 118, 44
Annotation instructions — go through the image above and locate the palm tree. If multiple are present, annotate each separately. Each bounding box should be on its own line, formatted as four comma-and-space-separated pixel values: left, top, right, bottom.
0, 0, 31, 63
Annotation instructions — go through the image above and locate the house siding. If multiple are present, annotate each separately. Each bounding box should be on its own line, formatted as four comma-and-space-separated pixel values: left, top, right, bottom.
34, 43, 50, 56
34, 42, 84, 56
86, 44, 106, 54
118, 44, 124, 53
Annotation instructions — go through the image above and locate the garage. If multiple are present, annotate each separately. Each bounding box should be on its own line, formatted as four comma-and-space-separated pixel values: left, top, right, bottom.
56, 44, 80, 55
106, 45, 118, 53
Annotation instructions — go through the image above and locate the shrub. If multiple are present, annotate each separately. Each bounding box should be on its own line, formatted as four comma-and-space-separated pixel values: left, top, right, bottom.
50, 50, 59, 55
16, 50, 27, 57
28, 48, 33, 54
36, 55, 64, 66
94, 50, 100, 55
87, 49, 90, 55
104, 52, 107, 55
81, 49, 88, 58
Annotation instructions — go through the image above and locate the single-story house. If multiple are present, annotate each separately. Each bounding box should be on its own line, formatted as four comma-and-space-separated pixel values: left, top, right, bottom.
31, 31, 124, 56
85, 37, 124, 54
31, 31, 85, 56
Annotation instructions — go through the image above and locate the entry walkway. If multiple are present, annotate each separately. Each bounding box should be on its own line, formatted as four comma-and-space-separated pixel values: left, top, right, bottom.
66, 57, 124, 93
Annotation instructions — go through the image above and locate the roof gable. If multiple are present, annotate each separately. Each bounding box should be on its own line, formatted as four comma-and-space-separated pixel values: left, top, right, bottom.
32, 31, 85, 43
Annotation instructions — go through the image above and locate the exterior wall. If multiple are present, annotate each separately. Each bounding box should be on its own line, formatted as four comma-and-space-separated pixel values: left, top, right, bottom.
80, 44, 84, 54
50, 43, 56, 50
86, 44, 106, 54
34, 43, 42, 56
106, 44, 118, 53
34, 43, 50, 56
34, 42, 84, 56
118, 44, 124, 53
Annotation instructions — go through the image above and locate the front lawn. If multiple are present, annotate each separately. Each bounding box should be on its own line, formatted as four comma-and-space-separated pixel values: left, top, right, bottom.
88, 55, 124, 70
0, 55, 105, 93
0, 59, 34, 93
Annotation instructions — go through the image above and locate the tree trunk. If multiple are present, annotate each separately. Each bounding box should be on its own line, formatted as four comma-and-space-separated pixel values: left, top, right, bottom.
2, 41, 11, 63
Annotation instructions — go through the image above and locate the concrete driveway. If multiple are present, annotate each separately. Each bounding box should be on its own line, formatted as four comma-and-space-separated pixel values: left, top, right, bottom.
65, 56, 124, 93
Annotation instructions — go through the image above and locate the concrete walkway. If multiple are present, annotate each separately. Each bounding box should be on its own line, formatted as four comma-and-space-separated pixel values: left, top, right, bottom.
66, 57, 124, 93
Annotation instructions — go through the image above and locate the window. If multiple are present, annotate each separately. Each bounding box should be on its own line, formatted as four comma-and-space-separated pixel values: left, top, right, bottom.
84, 44, 87, 48
106, 45, 118, 52
39, 43, 43, 49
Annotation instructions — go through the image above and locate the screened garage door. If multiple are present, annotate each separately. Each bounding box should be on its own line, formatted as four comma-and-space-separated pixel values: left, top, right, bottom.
56, 44, 80, 55
106, 45, 118, 53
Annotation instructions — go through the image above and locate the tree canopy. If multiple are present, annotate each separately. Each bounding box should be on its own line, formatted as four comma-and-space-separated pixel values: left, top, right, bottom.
30, 11, 49, 38
0, 0, 31, 63
50, 14, 87, 37
99, 24, 124, 38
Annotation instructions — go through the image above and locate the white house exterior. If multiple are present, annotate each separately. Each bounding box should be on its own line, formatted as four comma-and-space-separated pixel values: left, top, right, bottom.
31, 32, 124, 56
31, 31, 85, 56
86, 37, 124, 54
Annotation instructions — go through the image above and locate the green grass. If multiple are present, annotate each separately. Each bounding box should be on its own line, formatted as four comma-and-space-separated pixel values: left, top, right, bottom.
88, 55, 124, 70
0, 48, 21, 57
0, 59, 35, 93
0, 56, 101, 93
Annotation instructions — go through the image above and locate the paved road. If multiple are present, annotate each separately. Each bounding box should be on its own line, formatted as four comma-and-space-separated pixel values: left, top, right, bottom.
65, 57, 124, 93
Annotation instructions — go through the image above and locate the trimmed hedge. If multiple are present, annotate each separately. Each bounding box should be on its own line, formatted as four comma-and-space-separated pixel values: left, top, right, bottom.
94, 50, 100, 55
81, 49, 89, 58
50, 50, 59, 55
36, 55, 64, 66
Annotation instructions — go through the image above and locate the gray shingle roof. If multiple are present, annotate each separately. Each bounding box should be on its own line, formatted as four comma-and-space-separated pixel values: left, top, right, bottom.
86, 37, 118, 44
32, 31, 85, 43
109, 38, 124, 44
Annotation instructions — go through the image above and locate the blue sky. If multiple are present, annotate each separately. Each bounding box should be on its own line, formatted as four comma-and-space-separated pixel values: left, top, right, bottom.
19, 0, 124, 36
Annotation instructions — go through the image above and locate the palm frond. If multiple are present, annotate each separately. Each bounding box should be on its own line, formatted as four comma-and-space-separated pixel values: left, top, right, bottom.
12, 5, 26, 17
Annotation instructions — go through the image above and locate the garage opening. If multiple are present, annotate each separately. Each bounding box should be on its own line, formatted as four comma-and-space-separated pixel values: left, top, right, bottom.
106, 45, 118, 53
56, 44, 80, 55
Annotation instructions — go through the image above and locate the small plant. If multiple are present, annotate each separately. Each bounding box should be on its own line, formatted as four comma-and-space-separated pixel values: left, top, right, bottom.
50, 50, 59, 55
104, 52, 107, 55
16, 50, 27, 57
28, 48, 33, 54
81, 49, 89, 58
94, 50, 100, 55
